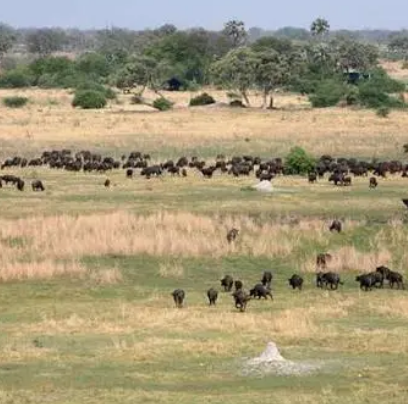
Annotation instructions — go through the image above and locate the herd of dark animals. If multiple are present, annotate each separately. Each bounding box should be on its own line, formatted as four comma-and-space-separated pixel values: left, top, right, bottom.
3, 149, 408, 191
172, 222, 405, 312
0, 150, 406, 312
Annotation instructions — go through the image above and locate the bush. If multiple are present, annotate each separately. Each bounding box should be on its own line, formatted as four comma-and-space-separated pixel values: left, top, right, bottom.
376, 106, 391, 118
309, 80, 346, 108
345, 86, 360, 106
0, 70, 33, 88
284, 146, 316, 175
75, 82, 116, 99
189, 92, 216, 106
357, 84, 405, 109
153, 97, 173, 111
2, 96, 29, 108
72, 90, 107, 109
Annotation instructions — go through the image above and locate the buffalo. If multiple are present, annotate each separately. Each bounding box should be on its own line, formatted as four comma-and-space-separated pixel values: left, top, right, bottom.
249, 284, 273, 300
31, 180, 45, 192
226, 228, 239, 243
220, 275, 234, 292
172, 289, 185, 308
207, 288, 218, 306
329, 220, 342, 233
261, 271, 273, 288
288, 274, 304, 290
232, 289, 251, 312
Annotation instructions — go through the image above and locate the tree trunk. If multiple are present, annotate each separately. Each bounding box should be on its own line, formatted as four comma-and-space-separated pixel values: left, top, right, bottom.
241, 91, 251, 107
267, 94, 274, 110
262, 90, 267, 109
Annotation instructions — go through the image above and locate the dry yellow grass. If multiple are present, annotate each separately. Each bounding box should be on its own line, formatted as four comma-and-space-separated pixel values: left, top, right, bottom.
0, 87, 407, 158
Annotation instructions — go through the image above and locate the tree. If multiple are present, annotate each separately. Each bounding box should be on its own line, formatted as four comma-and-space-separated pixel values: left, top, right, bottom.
254, 50, 292, 109
310, 18, 330, 38
332, 37, 378, 72
388, 35, 408, 59
26, 29, 67, 56
223, 20, 247, 47
115, 55, 171, 95
210, 47, 257, 106
0, 23, 16, 61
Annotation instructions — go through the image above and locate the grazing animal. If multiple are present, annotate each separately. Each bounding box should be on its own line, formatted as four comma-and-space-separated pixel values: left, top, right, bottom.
316, 272, 343, 290
288, 274, 304, 290
249, 284, 273, 300
207, 288, 218, 306
172, 289, 185, 308
387, 270, 405, 290
234, 280, 243, 291
126, 168, 133, 178
369, 177, 378, 189
261, 271, 273, 288
181, 168, 187, 177
308, 172, 317, 183
16, 179, 24, 191
220, 275, 234, 292
316, 253, 332, 269
356, 273, 377, 291
104, 179, 111, 187
31, 180, 45, 192
226, 228, 239, 243
329, 220, 342, 233
232, 289, 251, 312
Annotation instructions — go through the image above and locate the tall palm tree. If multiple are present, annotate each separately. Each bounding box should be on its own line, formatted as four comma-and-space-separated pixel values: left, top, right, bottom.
310, 18, 330, 38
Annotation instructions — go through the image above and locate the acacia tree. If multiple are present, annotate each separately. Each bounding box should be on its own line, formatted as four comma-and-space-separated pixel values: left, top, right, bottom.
115, 55, 171, 96
254, 50, 292, 109
223, 20, 247, 48
0, 23, 16, 62
210, 47, 257, 106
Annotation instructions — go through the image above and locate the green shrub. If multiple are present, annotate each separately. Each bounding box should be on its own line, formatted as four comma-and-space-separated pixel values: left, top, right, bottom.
75, 82, 117, 100
72, 90, 107, 109
2, 96, 29, 108
189, 92, 216, 106
376, 106, 391, 118
153, 97, 173, 111
357, 84, 405, 109
309, 80, 346, 108
0, 70, 33, 88
402, 61, 408, 70
284, 146, 316, 175
345, 86, 360, 106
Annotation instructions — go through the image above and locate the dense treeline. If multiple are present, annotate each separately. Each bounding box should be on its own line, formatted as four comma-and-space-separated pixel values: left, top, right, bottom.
0, 19, 407, 111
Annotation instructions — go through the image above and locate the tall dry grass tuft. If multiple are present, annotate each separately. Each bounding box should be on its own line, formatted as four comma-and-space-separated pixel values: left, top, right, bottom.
0, 212, 338, 281
0, 259, 85, 282
301, 246, 392, 274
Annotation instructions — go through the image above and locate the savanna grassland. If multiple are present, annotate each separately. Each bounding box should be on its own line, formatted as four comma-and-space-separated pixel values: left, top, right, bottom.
0, 85, 408, 404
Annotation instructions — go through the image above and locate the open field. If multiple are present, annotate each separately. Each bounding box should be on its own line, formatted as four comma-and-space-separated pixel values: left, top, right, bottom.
1, 88, 408, 403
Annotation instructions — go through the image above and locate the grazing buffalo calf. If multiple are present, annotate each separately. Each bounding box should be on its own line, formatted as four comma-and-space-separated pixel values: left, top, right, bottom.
261, 271, 273, 288
232, 289, 251, 312
288, 274, 304, 290
31, 180, 45, 192
207, 288, 218, 306
181, 168, 187, 177
126, 168, 133, 178
104, 179, 111, 187
369, 177, 378, 189
249, 284, 273, 300
329, 220, 342, 233
226, 228, 239, 243
234, 280, 243, 291
220, 275, 234, 292
172, 289, 185, 308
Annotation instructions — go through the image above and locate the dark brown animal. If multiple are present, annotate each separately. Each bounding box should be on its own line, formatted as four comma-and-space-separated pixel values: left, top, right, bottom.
207, 288, 218, 306
329, 220, 342, 233
316, 253, 332, 269
172, 289, 185, 308
226, 228, 239, 243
